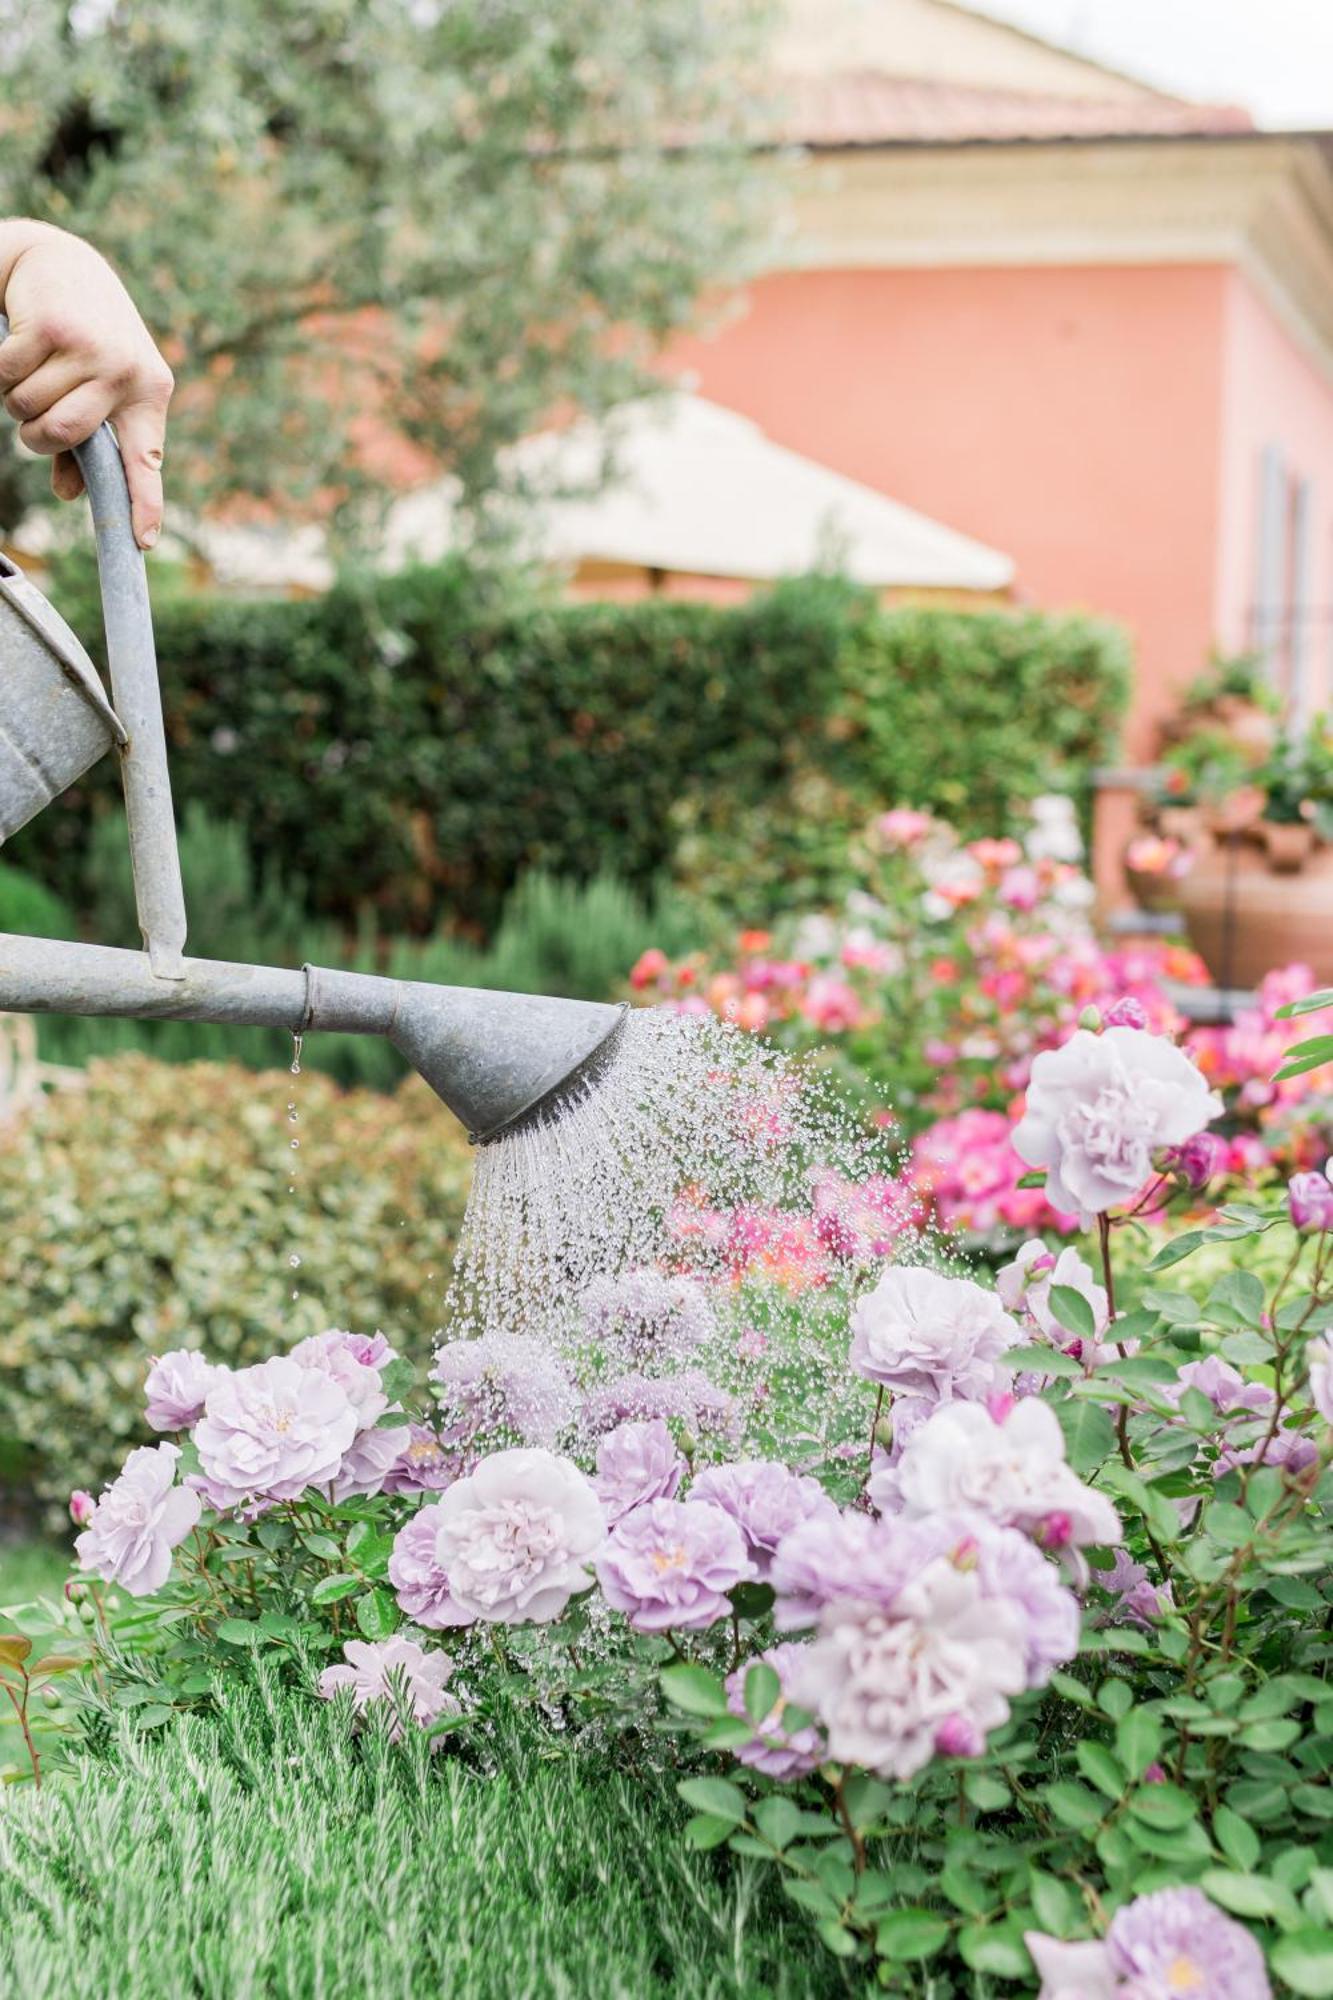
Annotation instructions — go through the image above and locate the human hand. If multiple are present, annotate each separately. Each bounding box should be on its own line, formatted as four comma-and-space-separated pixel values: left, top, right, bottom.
0, 221, 174, 549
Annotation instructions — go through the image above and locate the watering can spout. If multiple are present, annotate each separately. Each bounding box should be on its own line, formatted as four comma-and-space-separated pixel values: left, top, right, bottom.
0, 934, 627, 1145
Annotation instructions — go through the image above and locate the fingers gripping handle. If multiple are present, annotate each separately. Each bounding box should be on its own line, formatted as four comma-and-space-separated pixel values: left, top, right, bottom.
0, 313, 186, 978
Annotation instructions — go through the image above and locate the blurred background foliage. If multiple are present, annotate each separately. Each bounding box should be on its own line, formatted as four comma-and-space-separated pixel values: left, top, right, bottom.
0, 0, 772, 541
0, 1056, 474, 1521
6, 565, 1128, 980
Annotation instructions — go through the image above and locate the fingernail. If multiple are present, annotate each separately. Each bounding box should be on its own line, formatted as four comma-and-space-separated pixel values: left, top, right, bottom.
139, 525, 159, 550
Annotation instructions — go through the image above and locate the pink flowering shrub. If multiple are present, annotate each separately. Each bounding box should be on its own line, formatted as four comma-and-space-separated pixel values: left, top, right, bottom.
630, 802, 1333, 1251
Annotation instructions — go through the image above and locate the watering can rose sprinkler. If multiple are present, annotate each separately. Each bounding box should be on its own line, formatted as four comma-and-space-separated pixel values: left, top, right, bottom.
0, 344, 626, 1143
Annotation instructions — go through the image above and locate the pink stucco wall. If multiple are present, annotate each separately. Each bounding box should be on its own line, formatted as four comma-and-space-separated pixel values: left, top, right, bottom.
1215, 272, 1333, 716
670, 263, 1233, 764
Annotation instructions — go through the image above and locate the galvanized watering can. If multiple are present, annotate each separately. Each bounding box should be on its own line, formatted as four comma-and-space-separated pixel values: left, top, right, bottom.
0, 336, 624, 1142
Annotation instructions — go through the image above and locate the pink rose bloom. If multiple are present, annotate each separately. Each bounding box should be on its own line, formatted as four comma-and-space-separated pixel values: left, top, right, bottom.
888, 1398, 1120, 1557
593, 1419, 685, 1525
595, 1498, 754, 1632
876, 807, 934, 848
317, 1636, 460, 1740
194, 1356, 358, 1508
849, 1266, 1018, 1404
75, 1442, 202, 1597
687, 1459, 837, 1580
800, 974, 867, 1035
785, 1558, 1027, 1781
432, 1447, 604, 1625
1013, 1026, 1222, 1222
144, 1348, 222, 1431
724, 1642, 825, 1779
388, 1505, 474, 1629
1163, 1130, 1225, 1189
69, 1490, 95, 1528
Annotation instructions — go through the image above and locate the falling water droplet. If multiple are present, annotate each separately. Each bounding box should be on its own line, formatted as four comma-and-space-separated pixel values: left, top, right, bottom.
291, 1032, 303, 1075
290, 1138, 300, 1150
289, 1254, 302, 1270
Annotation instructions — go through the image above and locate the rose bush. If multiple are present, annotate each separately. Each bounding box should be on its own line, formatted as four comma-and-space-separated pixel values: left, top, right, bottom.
18, 1005, 1333, 1993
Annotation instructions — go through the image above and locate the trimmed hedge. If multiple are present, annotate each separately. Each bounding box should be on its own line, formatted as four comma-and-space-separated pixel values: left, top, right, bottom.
13, 566, 1128, 934
0, 1056, 474, 1523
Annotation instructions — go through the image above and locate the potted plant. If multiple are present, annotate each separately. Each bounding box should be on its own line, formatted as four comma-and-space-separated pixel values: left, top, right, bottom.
1178, 716, 1333, 986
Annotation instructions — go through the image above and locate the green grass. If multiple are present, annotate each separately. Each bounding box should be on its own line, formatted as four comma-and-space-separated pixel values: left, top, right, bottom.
0, 1656, 837, 2000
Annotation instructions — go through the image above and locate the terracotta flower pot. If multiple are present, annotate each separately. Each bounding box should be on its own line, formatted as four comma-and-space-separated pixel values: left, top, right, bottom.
1178, 832, 1333, 987
1261, 820, 1317, 873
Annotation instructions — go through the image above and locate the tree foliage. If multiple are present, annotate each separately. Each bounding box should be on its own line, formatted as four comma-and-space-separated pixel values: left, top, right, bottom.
0, 0, 770, 536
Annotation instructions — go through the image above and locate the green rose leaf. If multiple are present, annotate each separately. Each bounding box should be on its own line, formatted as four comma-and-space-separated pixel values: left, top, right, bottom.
1272, 1930, 1333, 1996
677, 1777, 746, 1824
875, 1911, 950, 1961
659, 1665, 728, 1718
353, 1589, 399, 1641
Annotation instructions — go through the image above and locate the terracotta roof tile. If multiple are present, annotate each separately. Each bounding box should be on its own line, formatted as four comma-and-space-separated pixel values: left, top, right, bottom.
765, 70, 1255, 148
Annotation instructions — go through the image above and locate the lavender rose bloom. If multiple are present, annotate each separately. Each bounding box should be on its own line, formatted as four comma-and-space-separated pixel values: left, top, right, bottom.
388, 1505, 474, 1629
433, 1447, 604, 1624
433, 1333, 577, 1449
785, 1559, 1027, 1780
581, 1368, 737, 1442
288, 1329, 409, 1499
194, 1356, 358, 1508
910, 1512, 1079, 1688
332, 1420, 413, 1501
849, 1265, 1018, 1403
75, 1442, 202, 1597
1091, 1547, 1173, 1629
890, 1397, 1120, 1556
290, 1328, 393, 1425
1106, 1885, 1271, 1997
1013, 1026, 1221, 1223
724, 1642, 825, 1779
687, 1459, 837, 1579
593, 1419, 685, 1524
1164, 1355, 1275, 1420
582, 1267, 714, 1364
383, 1423, 457, 1495
317, 1636, 460, 1739
595, 1498, 754, 1632
144, 1347, 222, 1432
769, 1511, 889, 1630
1290, 1165, 1333, 1233
144, 1352, 222, 1432
1024, 1932, 1118, 2000
996, 1241, 1109, 1356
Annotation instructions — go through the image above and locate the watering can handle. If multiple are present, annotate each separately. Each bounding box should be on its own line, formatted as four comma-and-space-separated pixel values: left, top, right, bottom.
0, 313, 187, 979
